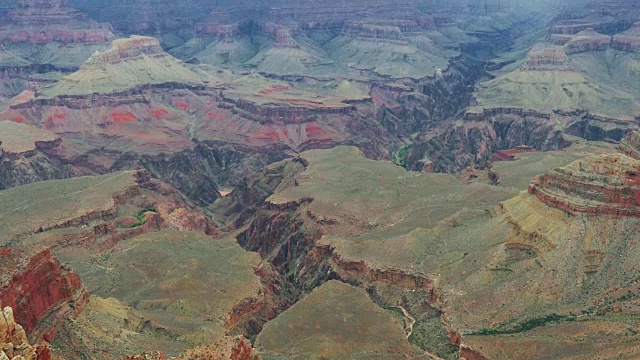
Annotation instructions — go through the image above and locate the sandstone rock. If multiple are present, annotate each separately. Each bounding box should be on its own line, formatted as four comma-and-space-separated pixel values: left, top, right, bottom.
0, 121, 58, 155
529, 153, 640, 217
195, 10, 242, 39
259, 22, 300, 48
73, 0, 212, 36
123, 351, 167, 360
491, 145, 536, 162
229, 0, 420, 24
0, 248, 88, 337
123, 336, 258, 360
0, 305, 49, 360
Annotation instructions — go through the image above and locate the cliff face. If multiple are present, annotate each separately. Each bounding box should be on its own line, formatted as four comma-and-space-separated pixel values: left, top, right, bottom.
406, 110, 569, 173
560, 28, 612, 55
0, 170, 220, 249
0, 248, 88, 341
0, 170, 237, 359
529, 153, 640, 217
71, 0, 213, 37
0, 28, 485, 203
124, 336, 258, 360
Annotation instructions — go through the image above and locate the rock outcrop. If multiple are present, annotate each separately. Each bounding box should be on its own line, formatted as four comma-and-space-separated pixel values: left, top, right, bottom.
0, 170, 220, 249
520, 45, 572, 72
561, 28, 612, 55
0, 121, 78, 191
222, 0, 420, 24
0, 306, 51, 360
124, 336, 258, 360
621, 130, 640, 159
529, 153, 640, 217
0, 248, 88, 339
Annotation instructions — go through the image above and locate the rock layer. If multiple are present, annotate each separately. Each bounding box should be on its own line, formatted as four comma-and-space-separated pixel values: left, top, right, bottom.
0, 248, 88, 338
529, 153, 640, 217
0, 0, 113, 44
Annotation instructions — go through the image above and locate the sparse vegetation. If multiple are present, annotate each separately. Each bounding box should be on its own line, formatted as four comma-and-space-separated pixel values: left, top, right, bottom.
122, 208, 158, 229
469, 313, 577, 336
392, 144, 413, 169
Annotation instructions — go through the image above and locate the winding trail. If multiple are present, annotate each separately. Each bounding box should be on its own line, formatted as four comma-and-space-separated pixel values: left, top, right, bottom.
393, 306, 416, 338
393, 306, 445, 360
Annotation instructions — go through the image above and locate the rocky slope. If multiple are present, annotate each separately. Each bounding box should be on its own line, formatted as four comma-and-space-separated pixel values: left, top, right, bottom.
529, 152, 640, 217
0, 247, 87, 340
0, 121, 79, 190
0, 305, 52, 360
5, 2, 640, 359
0, 0, 113, 46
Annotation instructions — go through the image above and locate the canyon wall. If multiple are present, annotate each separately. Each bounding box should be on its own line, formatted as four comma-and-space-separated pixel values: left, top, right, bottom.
0, 248, 88, 340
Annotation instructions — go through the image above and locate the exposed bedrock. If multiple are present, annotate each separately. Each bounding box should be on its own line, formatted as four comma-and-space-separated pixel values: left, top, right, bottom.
612, 21, 640, 52
529, 153, 640, 217
0, 305, 52, 360
565, 112, 639, 142
621, 130, 640, 159
406, 112, 569, 173
550, 19, 632, 36
409, 105, 639, 173
133, 143, 285, 206
212, 156, 308, 229
216, 155, 450, 352
0, 248, 88, 341
0, 138, 78, 191
233, 198, 445, 342
0, 137, 279, 207
520, 45, 572, 71
71, 0, 213, 38
374, 55, 485, 137
561, 28, 612, 55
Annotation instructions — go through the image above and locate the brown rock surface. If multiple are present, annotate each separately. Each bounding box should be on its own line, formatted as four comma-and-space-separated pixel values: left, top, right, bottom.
0, 247, 88, 339
0, 305, 51, 360
529, 152, 640, 217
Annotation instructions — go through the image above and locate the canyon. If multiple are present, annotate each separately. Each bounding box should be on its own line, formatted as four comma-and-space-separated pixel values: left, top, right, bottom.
1, 0, 640, 359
